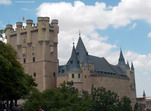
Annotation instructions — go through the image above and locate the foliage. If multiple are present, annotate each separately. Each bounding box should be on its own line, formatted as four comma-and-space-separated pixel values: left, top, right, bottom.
24, 81, 90, 111
91, 87, 120, 111
117, 96, 132, 111
0, 41, 37, 101
24, 82, 133, 111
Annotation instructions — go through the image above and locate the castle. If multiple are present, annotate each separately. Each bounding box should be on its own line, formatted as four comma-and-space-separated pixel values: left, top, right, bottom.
5, 17, 136, 103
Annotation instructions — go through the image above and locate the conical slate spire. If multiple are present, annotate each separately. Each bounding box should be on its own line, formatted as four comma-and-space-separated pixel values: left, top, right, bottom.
67, 44, 81, 72
83, 52, 89, 67
76, 35, 87, 53
118, 49, 126, 65
143, 90, 146, 98
76, 34, 88, 64
127, 61, 130, 68
131, 62, 134, 71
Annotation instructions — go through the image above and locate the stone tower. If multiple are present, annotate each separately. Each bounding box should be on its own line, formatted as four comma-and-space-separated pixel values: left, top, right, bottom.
5, 17, 59, 91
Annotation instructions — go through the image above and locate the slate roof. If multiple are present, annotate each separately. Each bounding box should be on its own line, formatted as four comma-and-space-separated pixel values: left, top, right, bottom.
58, 35, 129, 79
118, 50, 126, 65
66, 45, 82, 72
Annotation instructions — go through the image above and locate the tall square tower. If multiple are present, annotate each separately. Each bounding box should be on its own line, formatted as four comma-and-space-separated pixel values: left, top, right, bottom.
5, 17, 59, 91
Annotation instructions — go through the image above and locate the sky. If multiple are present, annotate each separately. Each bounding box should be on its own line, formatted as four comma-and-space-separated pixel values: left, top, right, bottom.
0, 0, 151, 97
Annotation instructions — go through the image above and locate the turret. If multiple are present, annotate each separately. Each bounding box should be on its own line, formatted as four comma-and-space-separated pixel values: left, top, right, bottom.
44, 17, 50, 41
118, 49, 126, 65
127, 61, 130, 69
67, 44, 81, 72
51, 19, 59, 43
26, 19, 33, 43
16, 22, 23, 45
6, 24, 13, 43
38, 17, 44, 41
143, 90, 146, 99
131, 62, 134, 71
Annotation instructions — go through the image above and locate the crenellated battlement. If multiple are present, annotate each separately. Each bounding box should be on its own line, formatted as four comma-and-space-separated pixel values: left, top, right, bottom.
5, 17, 59, 44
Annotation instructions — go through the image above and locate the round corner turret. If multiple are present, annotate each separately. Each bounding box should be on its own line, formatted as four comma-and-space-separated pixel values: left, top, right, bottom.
26, 19, 33, 24
16, 22, 23, 28
51, 19, 58, 24
6, 24, 13, 29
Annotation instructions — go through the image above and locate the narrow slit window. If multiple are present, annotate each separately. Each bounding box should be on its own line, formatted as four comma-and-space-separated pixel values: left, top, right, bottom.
33, 72, 36, 77
72, 74, 74, 78
23, 58, 26, 63
53, 72, 56, 77
78, 74, 80, 78
33, 57, 35, 62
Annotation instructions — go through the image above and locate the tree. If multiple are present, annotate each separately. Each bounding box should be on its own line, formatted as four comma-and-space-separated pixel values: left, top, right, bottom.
117, 96, 132, 111
24, 81, 90, 111
0, 41, 36, 107
91, 87, 120, 111
24, 83, 133, 111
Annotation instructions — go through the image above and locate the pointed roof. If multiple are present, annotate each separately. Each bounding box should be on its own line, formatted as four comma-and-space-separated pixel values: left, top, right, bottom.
76, 34, 88, 64
83, 52, 89, 67
118, 49, 126, 65
67, 44, 81, 72
143, 90, 146, 97
76, 36, 87, 53
127, 61, 130, 69
131, 62, 134, 71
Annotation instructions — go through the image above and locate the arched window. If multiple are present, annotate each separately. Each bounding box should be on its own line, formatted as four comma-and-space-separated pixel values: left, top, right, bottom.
78, 73, 80, 78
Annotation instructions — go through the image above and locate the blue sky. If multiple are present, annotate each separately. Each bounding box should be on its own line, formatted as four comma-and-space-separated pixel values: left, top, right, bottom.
1, 0, 151, 97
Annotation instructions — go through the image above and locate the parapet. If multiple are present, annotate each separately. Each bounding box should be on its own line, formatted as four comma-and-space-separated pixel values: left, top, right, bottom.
16, 22, 23, 28
5, 17, 59, 36
6, 24, 13, 29
51, 19, 58, 24
38, 17, 50, 22
26, 19, 33, 24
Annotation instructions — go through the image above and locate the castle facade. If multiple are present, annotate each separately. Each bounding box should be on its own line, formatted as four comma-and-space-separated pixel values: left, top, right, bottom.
5, 17, 136, 103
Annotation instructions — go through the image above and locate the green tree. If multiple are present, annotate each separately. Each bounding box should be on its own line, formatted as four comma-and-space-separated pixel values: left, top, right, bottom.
24, 83, 133, 111
117, 96, 132, 111
24, 81, 90, 111
91, 87, 120, 111
0, 41, 36, 106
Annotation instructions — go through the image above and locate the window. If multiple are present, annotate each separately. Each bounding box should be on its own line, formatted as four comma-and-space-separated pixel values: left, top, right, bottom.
62, 70, 64, 73
78, 74, 80, 78
72, 74, 74, 78
23, 58, 26, 63
33, 72, 36, 77
70, 60, 73, 64
33, 57, 35, 62
53, 72, 56, 77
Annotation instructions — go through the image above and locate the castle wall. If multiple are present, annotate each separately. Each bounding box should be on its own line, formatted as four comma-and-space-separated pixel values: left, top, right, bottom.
90, 76, 132, 98
57, 76, 67, 87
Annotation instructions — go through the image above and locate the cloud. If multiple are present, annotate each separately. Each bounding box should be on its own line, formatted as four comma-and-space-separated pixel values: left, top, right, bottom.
129, 23, 137, 30
21, 8, 31, 11
148, 32, 151, 38
36, 0, 151, 96
36, 0, 151, 66
0, 0, 12, 5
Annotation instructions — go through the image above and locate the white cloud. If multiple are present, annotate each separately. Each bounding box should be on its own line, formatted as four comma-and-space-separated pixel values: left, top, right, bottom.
148, 32, 151, 38
36, 0, 151, 66
129, 23, 137, 30
0, 0, 12, 5
36, 0, 151, 96
21, 8, 31, 11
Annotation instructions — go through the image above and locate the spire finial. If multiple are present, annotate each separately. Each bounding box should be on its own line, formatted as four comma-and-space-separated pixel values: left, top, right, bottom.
143, 90, 146, 98
131, 62, 134, 71
72, 37, 75, 46
79, 30, 81, 37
